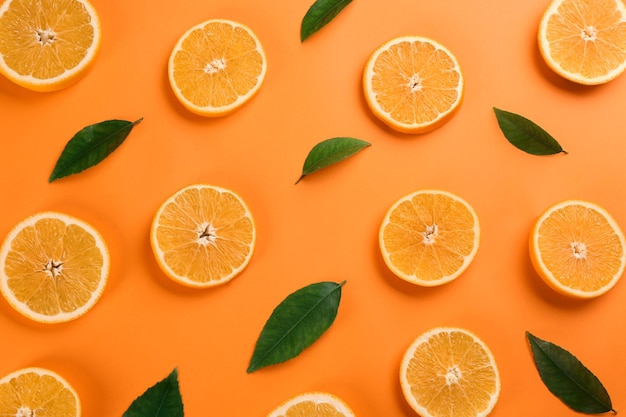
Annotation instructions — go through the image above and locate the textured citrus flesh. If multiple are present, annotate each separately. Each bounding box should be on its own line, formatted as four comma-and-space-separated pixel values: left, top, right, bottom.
529, 200, 626, 298
0, 367, 81, 417
0, 212, 109, 323
538, 0, 626, 85
363, 36, 464, 133
267, 392, 356, 417
0, 0, 101, 92
400, 327, 500, 417
168, 19, 267, 116
379, 190, 480, 286
150, 184, 256, 288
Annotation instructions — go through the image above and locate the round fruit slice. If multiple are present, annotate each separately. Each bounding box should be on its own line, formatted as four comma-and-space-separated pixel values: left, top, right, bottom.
150, 184, 256, 288
379, 189, 480, 286
529, 199, 626, 298
267, 392, 356, 417
0, 367, 81, 417
400, 327, 501, 417
538, 0, 626, 85
0, 0, 101, 92
168, 18, 267, 116
363, 35, 464, 133
0, 211, 110, 323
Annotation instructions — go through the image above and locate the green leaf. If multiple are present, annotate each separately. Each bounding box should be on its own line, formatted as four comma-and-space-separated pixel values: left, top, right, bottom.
526, 332, 615, 414
247, 280, 346, 373
301, 0, 353, 42
122, 368, 184, 417
493, 107, 567, 155
295, 137, 370, 184
49, 117, 143, 182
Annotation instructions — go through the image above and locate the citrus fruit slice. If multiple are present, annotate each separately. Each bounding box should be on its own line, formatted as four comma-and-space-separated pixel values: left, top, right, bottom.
168, 18, 267, 116
267, 392, 356, 417
400, 327, 501, 417
150, 184, 256, 288
0, 0, 101, 92
529, 199, 626, 298
379, 190, 480, 286
0, 211, 110, 323
363, 35, 464, 133
0, 367, 81, 417
538, 0, 626, 85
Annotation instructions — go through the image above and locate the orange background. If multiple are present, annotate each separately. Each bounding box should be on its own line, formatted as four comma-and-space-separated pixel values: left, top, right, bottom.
1, 0, 626, 415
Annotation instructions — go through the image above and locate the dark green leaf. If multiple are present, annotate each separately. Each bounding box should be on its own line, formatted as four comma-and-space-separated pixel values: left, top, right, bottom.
526, 332, 615, 414
296, 137, 370, 184
493, 107, 567, 155
122, 368, 184, 417
49, 117, 143, 182
247, 280, 346, 373
301, 0, 353, 42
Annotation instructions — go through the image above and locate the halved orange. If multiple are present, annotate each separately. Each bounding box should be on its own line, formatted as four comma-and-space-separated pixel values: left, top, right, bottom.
529, 199, 626, 298
0, 211, 110, 323
168, 18, 267, 116
0, 367, 81, 417
0, 0, 102, 92
266, 392, 356, 417
150, 184, 256, 288
538, 0, 626, 85
400, 327, 501, 417
379, 190, 480, 286
363, 35, 464, 133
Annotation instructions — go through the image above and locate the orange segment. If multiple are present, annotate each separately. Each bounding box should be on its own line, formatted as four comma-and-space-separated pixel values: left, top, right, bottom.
529, 200, 626, 298
150, 184, 256, 288
0, 0, 101, 92
0, 367, 80, 417
400, 327, 500, 417
538, 0, 626, 85
267, 392, 356, 417
379, 190, 480, 286
0, 212, 110, 323
363, 35, 464, 133
168, 19, 267, 116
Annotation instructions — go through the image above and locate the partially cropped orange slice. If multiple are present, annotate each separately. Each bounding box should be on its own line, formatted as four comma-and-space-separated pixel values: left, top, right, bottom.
529, 199, 626, 298
0, 211, 110, 323
379, 190, 480, 286
168, 19, 267, 116
150, 184, 256, 288
363, 35, 464, 133
0, 0, 101, 92
0, 367, 81, 417
266, 392, 356, 417
400, 327, 500, 417
538, 0, 626, 85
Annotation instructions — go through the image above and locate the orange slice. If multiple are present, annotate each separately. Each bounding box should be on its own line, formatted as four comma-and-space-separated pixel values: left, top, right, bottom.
0, 211, 110, 323
0, 0, 101, 92
150, 184, 256, 288
379, 190, 480, 286
267, 392, 356, 417
538, 0, 626, 85
168, 18, 267, 116
400, 327, 501, 417
363, 35, 464, 134
529, 199, 626, 298
0, 367, 81, 417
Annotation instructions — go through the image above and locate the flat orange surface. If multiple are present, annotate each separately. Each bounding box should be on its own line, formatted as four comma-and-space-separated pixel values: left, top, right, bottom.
1, 0, 626, 416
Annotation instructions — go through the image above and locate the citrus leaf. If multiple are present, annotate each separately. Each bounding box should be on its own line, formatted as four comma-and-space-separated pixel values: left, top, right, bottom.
49, 117, 143, 182
295, 137, 370, 184
301, 0, 353, 42
526, 332, 615, 414
493, 107, 567, 155
122, 368, 184, 417
247, 280, 346, 373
